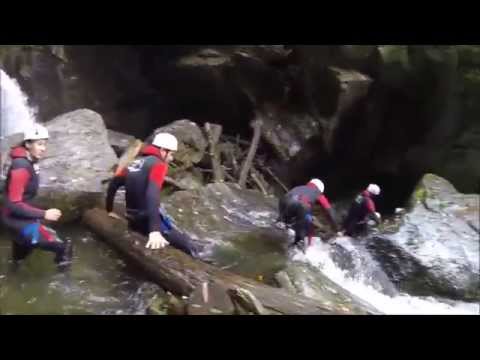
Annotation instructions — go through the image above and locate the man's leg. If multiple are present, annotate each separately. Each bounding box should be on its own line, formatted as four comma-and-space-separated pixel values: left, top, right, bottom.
33, 224, 72, 269
9, 240, 33, 272
277, 196, 288, 224
356, 222, 368, 237
5, 219, 35, 271
163, 228, 201, 257
12, 240, 33, 262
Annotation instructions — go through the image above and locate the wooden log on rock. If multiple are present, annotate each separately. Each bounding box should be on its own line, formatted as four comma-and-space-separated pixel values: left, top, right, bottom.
82, 207, 362, 315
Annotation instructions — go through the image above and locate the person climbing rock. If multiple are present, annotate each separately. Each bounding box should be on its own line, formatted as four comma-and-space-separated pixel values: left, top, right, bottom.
1, 124, 73, 272
278, 179, 339, 248
343, 184, 382, 237
106, 132, 201, 257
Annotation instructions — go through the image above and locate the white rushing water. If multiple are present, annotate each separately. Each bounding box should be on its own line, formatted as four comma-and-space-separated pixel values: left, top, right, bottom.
292, 238, 479, 315
0, 69, 37, 138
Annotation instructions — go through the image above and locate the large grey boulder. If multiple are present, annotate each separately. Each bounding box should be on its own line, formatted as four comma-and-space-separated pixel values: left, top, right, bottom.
34, 109, 118, 222
146, 119, 207, 169
367, 174, 479, 301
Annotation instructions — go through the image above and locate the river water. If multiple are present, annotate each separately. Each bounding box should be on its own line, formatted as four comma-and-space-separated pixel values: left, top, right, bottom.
0, 224, 161, 315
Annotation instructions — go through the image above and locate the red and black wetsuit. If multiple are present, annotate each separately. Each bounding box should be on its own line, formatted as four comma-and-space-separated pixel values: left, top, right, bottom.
279, 182, 338, 246
343, 190, 377, 237
106, 145, 199, 256
1, 146, 68, 264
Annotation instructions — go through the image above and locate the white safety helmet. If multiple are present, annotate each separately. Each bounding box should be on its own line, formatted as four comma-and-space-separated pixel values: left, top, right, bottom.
367, 183, 381, 196
309, 178, 325, 193
152, 133, 178, 151
24, 123, 49, 141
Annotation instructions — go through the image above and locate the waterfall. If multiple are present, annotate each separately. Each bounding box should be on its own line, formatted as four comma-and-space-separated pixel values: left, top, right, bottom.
0, 69, 37, 177
0, 68, 37, 138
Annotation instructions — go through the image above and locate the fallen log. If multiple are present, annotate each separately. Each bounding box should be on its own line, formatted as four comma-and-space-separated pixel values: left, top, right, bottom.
114, 139, 144, 176
264, 167, 289, 193
250, 168, 269, 196
83, 207, 364, 315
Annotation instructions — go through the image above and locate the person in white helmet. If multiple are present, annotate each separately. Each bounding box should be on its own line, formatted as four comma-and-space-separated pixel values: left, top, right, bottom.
278, 178, 339, 248
343, 184, 382, 237
106, 132, 201, 257
1, 124, 72, 271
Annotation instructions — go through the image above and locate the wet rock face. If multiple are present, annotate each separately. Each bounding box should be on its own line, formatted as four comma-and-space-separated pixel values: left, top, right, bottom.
366, 174, 479, 301
39, 109, 117, 192
276, 262, 381, 314
146, 119, 208, 168
107, 130, 136, 156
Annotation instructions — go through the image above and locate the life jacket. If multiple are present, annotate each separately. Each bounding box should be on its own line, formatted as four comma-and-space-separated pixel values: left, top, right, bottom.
2, 146, 45, 219
124, 144, 168, 216
286, 182, 331, 210
345, 190, 376, 226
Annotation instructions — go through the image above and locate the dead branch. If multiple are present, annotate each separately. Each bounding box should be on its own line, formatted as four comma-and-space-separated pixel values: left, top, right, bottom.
250, 170, 268, 196
238, 119, 263, 188
264, 167, 289, 193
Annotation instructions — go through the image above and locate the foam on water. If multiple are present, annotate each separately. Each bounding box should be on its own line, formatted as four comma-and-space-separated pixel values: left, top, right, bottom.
292, 238, 479, 315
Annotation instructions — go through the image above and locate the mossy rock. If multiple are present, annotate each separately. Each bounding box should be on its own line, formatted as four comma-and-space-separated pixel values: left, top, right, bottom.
34, 190, 103, 224
147, 120, 208, 169
379, 45, 409, 68
146, 296, 168, 315
457, 45, 480, 67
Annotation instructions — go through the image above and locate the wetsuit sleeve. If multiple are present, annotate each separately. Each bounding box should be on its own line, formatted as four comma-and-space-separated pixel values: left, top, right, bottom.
317, 195, 332, 210
365, 197, 376, 213
317, 194, 339, 231
105, 168, 127, 213
7, 168, 45, 219
146, 162, 168, 233
365, 198, 380, 223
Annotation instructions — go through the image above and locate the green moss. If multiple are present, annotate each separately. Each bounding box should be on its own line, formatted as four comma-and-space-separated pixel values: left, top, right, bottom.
457, 45, 480, 67
414, 187, 428, 203
146, 296, 168, 315
379, 45, 409, 68
35, 191, 101, 224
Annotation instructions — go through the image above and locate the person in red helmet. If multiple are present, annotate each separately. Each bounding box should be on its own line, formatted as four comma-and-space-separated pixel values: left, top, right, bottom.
278, 178, 339, 248
1, 124, 72, 271
343, 184, 382, 237
106, 132, 201, 257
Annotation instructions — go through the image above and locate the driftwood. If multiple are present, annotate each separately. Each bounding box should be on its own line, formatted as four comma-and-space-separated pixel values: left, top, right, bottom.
221, 134, 251, 147
114, 139, 144, 176
82, 208, 358, 315
238, 119, 263, 188
264, 167, 289, 193
218, 142, 240, 177
250, 168, 268, 196
223, 171, 237, 183
204, 123, 224, 183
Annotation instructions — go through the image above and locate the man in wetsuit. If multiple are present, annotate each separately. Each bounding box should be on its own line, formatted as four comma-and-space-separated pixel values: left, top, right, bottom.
278, 179, 339, 248
106, 132, 200, 257
1, 124, 72, 271
343, 184, 382, 237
